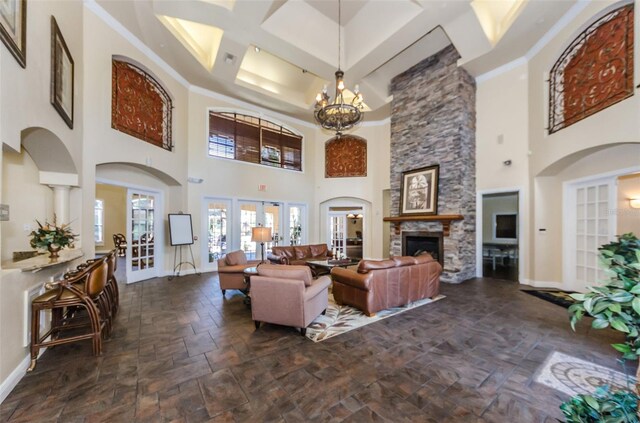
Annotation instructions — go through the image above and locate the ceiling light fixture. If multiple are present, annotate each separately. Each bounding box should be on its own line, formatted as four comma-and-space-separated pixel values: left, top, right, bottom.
630, 198, 640, 209
254, 46, 261, 53
314, 0, 364, 136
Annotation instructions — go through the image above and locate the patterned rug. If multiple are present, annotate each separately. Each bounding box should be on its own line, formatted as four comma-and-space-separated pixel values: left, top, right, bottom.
534, 351, 636, 396
305, 294, 445, 342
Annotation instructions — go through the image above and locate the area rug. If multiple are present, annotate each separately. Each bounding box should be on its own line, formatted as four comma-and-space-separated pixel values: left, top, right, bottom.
305, 294, 445, 342
534, 351, 636, 396
522, 289, 577, 309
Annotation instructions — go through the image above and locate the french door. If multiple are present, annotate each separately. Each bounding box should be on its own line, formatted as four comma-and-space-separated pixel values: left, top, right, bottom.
238, 201, 282, 260
328, 213, 347, 257
564, 177, 616, 291
127, 189, 159, 283
204, 199, 231, 271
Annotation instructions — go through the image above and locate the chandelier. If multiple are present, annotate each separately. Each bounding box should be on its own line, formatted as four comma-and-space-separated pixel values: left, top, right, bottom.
314, 0, 364, 135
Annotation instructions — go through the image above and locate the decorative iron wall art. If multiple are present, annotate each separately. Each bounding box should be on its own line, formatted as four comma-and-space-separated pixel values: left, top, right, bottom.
325, 135, 367, 178
548, 4, 634, 134
112, 59, 173, 150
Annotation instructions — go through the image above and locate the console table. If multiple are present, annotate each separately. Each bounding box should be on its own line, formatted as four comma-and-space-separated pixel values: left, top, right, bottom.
383, 215, 464, 236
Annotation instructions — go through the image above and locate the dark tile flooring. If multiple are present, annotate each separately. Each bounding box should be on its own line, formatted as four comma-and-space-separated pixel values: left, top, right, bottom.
1, 272, 629, 422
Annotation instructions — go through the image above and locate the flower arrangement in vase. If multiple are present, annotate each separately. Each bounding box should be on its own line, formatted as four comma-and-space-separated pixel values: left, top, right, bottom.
29, 215, 76, 259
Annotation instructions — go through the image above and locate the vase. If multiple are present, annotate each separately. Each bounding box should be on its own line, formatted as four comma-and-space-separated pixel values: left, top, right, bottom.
48, 244, 61, 259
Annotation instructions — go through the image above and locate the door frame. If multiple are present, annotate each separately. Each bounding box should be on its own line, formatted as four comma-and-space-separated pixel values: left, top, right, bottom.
562, 165, 640, 291
319, 197, 371, 258
96, 178, 164, 284
476, 187, 524, 281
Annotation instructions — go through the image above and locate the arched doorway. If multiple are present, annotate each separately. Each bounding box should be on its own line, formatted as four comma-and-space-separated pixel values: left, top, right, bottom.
319, 197, 371, 259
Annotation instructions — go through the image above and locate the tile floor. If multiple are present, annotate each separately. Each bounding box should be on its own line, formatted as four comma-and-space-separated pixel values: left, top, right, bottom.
0, 272, 628, 422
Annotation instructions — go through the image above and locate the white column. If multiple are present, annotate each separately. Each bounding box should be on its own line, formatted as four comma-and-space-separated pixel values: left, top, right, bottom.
49, 185, 71, 223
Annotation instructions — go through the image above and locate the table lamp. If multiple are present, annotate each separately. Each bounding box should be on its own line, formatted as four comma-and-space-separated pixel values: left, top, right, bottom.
251, 226, 272, 263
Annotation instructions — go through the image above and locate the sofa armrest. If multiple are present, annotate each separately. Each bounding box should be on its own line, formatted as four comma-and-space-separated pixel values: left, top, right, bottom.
304, 276, 331, 301
330, 268, 373, 291
267, 253, 288, 265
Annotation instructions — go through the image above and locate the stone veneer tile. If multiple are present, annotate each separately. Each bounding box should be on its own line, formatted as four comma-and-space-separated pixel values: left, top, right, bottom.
389, 45, 476, 283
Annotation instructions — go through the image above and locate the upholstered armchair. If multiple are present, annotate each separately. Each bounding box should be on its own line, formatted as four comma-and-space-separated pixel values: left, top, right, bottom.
217, 250, 261, 296
250, 264, 331, 336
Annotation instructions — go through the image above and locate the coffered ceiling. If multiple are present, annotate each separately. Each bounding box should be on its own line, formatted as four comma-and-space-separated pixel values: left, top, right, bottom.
94, 0, 577, 122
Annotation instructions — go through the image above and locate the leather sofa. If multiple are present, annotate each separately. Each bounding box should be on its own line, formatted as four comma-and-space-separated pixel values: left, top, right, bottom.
217, 250, 261, 296
267, 244, 333, 265
330, 254, 442, 316
251, 264, 331, 336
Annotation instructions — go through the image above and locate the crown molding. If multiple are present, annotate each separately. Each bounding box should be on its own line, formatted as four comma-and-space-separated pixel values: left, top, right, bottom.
475, 0, 591, 84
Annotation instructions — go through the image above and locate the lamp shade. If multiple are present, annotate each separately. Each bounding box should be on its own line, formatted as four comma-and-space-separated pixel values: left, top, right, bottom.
251, 226, 272, 242
630, 198, 640, 209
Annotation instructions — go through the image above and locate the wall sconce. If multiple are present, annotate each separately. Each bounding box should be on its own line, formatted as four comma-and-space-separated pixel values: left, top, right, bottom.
630, 198, 640, 209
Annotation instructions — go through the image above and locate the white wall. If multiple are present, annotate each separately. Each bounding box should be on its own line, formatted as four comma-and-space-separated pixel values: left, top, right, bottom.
186, 90, 319, 270
314, 122, 391, 259
81, 7, 189, 267
475, 1, 640, 286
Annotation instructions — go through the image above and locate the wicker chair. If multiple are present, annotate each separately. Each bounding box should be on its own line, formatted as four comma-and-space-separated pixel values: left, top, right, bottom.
28, 259, 108, 372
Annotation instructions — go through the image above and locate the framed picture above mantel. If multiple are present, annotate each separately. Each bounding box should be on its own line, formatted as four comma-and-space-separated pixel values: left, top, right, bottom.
400, 165, 439, 216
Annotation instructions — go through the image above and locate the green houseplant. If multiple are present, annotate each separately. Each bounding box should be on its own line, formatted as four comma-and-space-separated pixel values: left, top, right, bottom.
561, 233, 640, 421
29, 215, 76, 259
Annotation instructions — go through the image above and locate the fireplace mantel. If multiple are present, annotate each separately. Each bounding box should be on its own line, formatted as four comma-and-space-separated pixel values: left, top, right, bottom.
383, 214, 464, 236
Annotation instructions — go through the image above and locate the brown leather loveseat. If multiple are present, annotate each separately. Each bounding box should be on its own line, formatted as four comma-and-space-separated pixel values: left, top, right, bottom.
267, 244, 333, 265
330, 254, 442, 316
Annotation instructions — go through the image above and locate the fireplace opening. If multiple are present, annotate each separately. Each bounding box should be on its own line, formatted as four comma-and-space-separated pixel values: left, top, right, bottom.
402, 231, 444, 267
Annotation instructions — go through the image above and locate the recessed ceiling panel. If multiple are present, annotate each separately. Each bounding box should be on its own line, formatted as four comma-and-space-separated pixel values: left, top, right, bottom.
157, 15, 224, 71
238, 45, 326, 108
304, 0, 367, 24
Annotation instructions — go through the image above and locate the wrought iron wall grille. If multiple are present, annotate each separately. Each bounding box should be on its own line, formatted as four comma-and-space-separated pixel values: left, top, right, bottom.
325, 135, 367, 178
112, 60, 173, 151
548, 4, 634, 134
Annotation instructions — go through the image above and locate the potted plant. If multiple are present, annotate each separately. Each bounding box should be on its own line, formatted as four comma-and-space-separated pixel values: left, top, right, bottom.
29, 215, 76, 259
562, 233, 640, 421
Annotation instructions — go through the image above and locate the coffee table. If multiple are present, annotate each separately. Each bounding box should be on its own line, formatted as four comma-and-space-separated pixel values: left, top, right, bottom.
306, 258, 359, 276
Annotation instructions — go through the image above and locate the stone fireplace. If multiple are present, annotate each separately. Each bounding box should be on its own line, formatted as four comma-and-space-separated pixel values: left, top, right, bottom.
402, 231, 443, 267
389, 45, 476, 283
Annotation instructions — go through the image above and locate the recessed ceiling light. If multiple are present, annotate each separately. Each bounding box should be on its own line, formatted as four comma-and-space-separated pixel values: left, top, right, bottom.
254, 46, 261, 53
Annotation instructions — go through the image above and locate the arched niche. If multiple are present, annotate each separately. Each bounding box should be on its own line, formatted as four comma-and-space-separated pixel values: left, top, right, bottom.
536, 141, 640, 177
21, 127, 78, 184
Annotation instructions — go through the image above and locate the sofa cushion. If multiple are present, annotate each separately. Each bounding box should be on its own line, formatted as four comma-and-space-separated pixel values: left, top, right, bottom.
294, 246, 311, 259
272, 246, 295, 259
392, 256, 416, 267
225, 250, 247, 266
257, 264, 314, 286
357, 259, 396, 274
309, 244, 328, 258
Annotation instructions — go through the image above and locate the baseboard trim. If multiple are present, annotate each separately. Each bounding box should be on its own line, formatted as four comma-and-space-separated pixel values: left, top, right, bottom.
520, 278, 562, 288
0, 346, 47, 405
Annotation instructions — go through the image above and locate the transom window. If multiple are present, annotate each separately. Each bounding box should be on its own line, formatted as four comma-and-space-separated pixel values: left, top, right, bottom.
208, 112, 303, 171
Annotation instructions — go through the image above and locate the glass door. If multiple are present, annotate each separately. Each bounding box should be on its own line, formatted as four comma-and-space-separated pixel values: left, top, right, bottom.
329, 213, 347, 257
205, 199, 231, 271
238, 201, 283, 260
127, 189, 158, 283
288, 204, 306, 246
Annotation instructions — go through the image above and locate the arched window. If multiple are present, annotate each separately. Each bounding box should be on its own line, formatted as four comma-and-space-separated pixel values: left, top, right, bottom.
325, 135, 367, 178
548, 4, 634, 134
208, 111, 303, 171
112, 58, 173, 150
